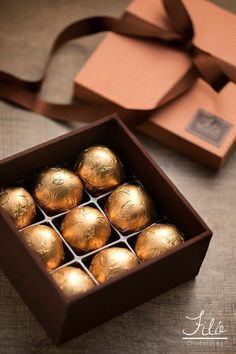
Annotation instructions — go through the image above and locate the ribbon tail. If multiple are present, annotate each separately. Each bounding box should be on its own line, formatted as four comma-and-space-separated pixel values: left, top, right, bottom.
0, 80, 118, 123
193, 50, 230, 92
0, 64, 199, 127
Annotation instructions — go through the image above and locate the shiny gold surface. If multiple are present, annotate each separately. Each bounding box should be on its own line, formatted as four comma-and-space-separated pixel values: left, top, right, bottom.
75, 145, 124, 195
105, 184, 156, 233
61, 206, 111, 252
0, 187, 36, 229
33, 167, 83, 214
135, 223, 184, 262
89, 247, 139, 283
21, 224, 64, 271
52, 266, 95, 297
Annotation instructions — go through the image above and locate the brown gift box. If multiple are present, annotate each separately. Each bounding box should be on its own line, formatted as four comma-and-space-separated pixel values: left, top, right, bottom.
74, 0, 236, 169
0, 115, 212, 343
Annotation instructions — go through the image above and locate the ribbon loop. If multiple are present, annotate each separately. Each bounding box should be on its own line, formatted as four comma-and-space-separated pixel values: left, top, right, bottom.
163, 0, 194, 41
193, 50, 229, 91
163, 0, 229, 91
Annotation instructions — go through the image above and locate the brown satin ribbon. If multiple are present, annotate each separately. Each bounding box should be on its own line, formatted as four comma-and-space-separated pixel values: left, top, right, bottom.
0, 0, 231, 126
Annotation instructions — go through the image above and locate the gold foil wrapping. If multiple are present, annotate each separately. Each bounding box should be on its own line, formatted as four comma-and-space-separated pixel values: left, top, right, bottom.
21, 224, 64, 271
135, 224, 184, 262
52, 266, 95, 297
1, 144, 185, 294
105, 184, 156, 233
33, 167, 83, 213
61, 206, 111, 252
0, 187, 36, 229
89, 247, 139, 283
75, 145, 124, 195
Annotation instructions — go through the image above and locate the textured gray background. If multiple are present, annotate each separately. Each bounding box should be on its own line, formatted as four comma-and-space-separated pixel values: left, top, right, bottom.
0, 1, 235, 353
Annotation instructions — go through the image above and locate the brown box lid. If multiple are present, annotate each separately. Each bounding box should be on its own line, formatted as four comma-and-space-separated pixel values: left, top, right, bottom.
74, 0, 236, 109
74, 0, 236, 168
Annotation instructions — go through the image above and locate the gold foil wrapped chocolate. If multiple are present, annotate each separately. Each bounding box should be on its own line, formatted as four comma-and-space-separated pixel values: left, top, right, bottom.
105, 184, 155, 233
21, 224, 64, 271
75, 145, 124, 195
135, 223, 184, 262
61, 206, 111, 252
52, 266, 95, 297
0, 187, 36, 229
33, 167, 83, 214
89, 247, 139, 283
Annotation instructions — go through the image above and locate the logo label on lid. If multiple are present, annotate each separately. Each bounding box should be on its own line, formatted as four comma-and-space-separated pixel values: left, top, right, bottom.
187, 109, 232, 147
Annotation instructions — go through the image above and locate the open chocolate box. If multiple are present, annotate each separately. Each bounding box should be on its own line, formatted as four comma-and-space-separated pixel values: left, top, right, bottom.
0, 114, 212, 344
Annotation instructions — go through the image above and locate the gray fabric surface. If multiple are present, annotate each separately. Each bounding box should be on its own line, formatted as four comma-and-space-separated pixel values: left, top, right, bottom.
0, 1, 235, 353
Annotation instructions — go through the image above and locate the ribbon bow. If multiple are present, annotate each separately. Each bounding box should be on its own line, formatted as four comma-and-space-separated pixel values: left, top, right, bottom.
163, 0, 228, 91
0, 0, 231, 126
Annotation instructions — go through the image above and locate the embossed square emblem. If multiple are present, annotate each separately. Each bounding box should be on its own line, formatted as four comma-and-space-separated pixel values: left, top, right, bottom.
187, 109, 232, 147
